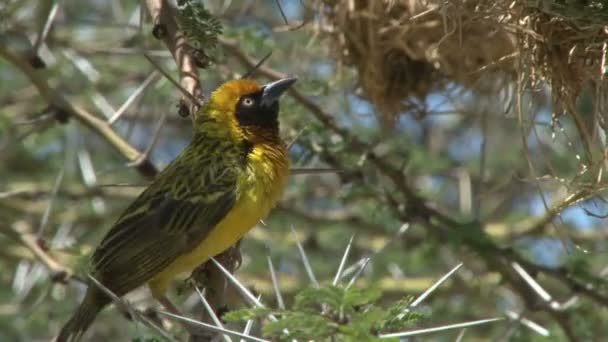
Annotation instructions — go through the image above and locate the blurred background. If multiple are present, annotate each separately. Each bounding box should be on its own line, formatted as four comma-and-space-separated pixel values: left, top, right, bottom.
1, 0, 608, 340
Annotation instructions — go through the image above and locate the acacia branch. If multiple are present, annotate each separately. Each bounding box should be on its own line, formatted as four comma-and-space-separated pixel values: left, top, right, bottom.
2, 4, 231, 339
222, 40, 608, 340
0, 221, 84, 284
145, 0, 203, 117
0, 42, 157, 178
143, 3, 238, 340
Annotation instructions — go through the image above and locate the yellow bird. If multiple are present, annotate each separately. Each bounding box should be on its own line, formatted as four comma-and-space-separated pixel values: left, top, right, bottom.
57, 77, 296, 341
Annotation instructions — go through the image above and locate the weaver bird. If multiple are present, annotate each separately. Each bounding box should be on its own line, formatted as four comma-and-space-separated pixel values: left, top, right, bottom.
57, 77, 296, 341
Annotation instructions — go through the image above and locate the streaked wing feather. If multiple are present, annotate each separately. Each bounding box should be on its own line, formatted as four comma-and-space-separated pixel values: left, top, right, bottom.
91, 178, 236, 295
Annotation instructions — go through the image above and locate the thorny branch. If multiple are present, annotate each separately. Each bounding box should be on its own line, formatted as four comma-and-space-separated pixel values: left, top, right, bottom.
3, 2, 607, 339
221, 40, 608, 339
143, 2, 238, 341
145, 0, 203, 118
0, 43, 158, 179
1, 2, 232, 339
0, 221, 84, 285
0, 33, 158, 288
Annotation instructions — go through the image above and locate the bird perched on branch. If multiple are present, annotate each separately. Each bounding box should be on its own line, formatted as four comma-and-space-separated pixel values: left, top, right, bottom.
57, 77, 296, 341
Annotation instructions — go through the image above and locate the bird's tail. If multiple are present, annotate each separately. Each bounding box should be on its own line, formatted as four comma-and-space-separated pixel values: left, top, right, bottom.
56, 289, 108, 342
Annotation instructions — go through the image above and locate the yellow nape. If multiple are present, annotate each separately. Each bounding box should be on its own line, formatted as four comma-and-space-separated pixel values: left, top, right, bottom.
148, 141, 289, 297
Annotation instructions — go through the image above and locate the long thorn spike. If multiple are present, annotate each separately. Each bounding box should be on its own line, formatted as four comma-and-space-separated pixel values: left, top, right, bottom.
210, 258, 263, 308
157, 311, 269, 342
37, 168, 65, 238
240, 295, 261, 342
505, 310, 550, 336
88, 275, 176, 341
410, 263, 463, 308
333, 235, 355, 286
511, 262, 552, 302
193, 285, 232, 342
109, 70, 160, 124
290, 226, 319, 287
378, 317, 504, 339
346, 257, 370, 289
267, 255, 286, 309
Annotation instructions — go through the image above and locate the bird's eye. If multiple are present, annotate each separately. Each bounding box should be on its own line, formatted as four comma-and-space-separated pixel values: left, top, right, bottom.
242, 97, 254, 107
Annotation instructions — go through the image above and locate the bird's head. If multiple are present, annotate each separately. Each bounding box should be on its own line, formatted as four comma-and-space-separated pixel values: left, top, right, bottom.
197, 77, 297, 143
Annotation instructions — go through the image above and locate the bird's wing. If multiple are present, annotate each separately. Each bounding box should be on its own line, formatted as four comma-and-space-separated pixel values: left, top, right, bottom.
90, 164, 237, 295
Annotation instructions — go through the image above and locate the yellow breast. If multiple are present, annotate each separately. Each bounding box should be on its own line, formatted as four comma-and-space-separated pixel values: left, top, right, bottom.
148, 143, 288, 295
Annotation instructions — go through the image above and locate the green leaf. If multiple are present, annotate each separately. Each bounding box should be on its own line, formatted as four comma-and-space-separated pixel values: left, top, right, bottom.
175, 0, 222, 51
374, 297, 423, 333
263, 311, 338, 341
223, 307, 272, 322
343, 286, 382, 308
294, 286, 343, 312
131, 337, 164, 342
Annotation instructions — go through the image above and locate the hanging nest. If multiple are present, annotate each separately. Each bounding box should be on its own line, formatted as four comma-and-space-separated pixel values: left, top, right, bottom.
516, 3, 608, 123
319, 0, 608, 130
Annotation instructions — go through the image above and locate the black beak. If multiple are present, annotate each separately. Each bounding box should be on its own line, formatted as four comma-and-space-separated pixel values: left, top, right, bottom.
260, 77, 297, 107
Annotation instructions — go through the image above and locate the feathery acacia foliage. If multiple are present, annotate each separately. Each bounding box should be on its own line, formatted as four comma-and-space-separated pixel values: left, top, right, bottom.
174, 0, 222, 67
225, 286, 421, 341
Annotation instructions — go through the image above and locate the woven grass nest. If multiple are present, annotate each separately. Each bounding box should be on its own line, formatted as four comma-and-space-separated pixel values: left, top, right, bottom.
319, 0, 608, 128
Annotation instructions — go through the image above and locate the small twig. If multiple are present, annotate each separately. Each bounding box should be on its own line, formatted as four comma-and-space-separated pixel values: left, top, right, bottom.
242, 51, 273, 79
286, 127, 306, 151
274, 0, 289, 25
143, 53, 204, 109
271, 0, 307, 31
